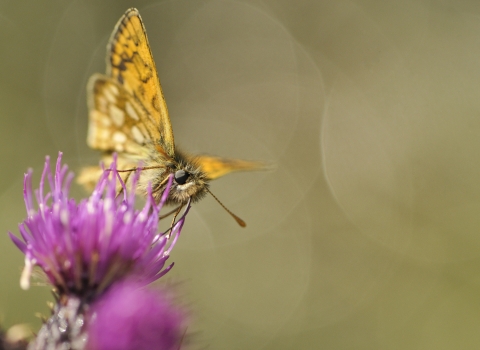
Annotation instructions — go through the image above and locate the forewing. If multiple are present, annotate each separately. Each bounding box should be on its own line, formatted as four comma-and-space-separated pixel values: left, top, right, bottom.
106, 8, 175, 157
195, 155, 266, 180
87, 74, 156, 157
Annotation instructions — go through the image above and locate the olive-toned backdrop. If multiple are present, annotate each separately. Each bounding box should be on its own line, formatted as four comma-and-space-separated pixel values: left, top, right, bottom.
2, 1, 480, 349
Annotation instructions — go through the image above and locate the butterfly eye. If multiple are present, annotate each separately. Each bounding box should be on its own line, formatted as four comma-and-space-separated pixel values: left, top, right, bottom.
174, 170, 190, 185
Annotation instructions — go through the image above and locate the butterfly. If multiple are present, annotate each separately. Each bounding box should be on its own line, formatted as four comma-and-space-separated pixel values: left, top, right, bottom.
79, 8, 264, 227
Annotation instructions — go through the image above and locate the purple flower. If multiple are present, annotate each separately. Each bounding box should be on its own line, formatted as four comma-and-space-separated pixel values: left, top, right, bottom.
9, 152, 189, 297
86, 281, 187, 350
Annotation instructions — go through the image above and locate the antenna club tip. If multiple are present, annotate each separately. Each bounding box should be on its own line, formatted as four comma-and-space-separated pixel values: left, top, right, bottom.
206, 188, 247, 228
237, 218, 247, 227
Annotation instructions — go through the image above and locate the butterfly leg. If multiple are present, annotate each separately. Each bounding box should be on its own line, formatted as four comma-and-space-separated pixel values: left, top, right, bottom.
170, 204, 184, 232
161, 204, 185, 237
176, 327, 189, 350
159, 205, 182, 220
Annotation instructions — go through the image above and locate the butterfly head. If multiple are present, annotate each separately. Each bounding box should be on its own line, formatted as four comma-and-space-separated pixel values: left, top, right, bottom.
166, 161, 209, 204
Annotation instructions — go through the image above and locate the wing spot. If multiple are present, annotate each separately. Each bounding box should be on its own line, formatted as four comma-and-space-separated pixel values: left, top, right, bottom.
151, 95, 160, 112
109, 104, 125, 127
125, 102, 139, 120
138, 84, 145, 97
91, 111, 112, 127
117, 60, 127, 72
108, 84, 119, 95
97, 97, 108, 112
100, 117, 112, 127
99, 128, 110, 139
131, 126, 145, 144
104, 88, 116, 103
113, 131, 127, 144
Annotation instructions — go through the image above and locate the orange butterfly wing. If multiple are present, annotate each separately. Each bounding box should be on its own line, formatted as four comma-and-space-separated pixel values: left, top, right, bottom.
194, 155, 266, 180
86, 75, 153, 156
81, 9, 175, 189
106, 8, 174, 158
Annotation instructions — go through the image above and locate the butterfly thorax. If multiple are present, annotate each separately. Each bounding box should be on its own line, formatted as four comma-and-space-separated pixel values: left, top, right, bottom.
137, 144, 209, 205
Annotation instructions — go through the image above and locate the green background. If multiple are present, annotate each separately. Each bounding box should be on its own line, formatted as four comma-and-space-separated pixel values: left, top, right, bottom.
2, 0, 480, 349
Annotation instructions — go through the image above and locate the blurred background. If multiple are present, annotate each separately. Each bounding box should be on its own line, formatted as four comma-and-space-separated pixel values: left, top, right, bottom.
2, 0, 480, 349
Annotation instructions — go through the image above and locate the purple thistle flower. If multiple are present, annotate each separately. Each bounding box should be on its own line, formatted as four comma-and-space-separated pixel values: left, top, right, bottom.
9, 153, 191, 349
9, 152, 189, 297
86, 281, 187, 350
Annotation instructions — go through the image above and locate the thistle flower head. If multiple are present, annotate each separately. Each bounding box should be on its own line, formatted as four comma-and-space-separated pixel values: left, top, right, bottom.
9, 152, 188, 298
86, 281, 186, 350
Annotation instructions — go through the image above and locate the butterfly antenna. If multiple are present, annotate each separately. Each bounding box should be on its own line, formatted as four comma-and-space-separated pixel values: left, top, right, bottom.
115, 165, 166, 198
206, 188, 246, 227
116, 165, 165, 173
